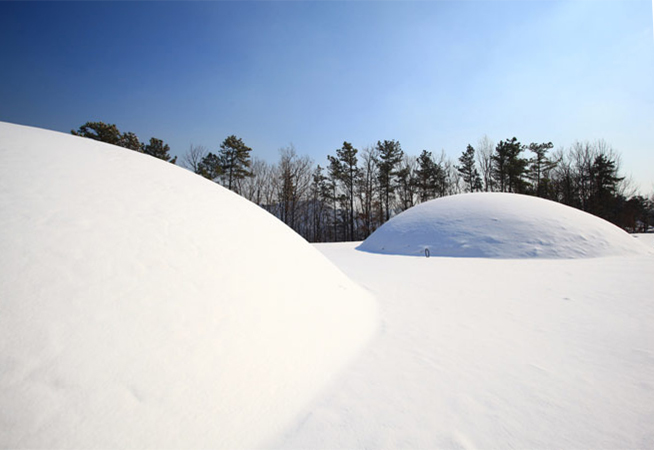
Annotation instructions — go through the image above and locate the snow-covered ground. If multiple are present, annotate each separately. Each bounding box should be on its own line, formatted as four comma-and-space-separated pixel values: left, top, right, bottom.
2, 121, 653, 449
272, 240, 654, 449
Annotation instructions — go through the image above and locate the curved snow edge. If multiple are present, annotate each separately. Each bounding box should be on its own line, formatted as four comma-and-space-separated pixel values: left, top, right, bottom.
357, 193, 650, 259
0, 121, 378, 449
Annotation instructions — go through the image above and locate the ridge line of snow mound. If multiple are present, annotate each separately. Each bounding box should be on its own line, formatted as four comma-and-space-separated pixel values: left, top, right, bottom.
0, 121, 377, 449
357, 193, 650, 259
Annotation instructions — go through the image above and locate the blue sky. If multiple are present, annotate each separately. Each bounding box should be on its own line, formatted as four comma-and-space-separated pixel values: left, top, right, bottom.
1, 1, 653, 193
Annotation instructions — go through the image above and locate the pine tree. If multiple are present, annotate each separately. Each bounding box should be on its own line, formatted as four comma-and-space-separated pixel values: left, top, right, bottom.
119, 132, 142, 152
415, 150, 438, 201
218, 135, 252, 192
492, 137, 527, 193
456, 145, 482, 193
72, 122, 176, 162
72, 122, 123, 146
526, 142, 556, 197
590, 154, 622, 197
310, 165, 331, 242
492, 139, 510, 192
198, 152, 223, 182
327, 142, 360, 240
73, 121, 143, 152
142, 137, 176, 163
587, 153, 624, 220
375, 139, 404, 221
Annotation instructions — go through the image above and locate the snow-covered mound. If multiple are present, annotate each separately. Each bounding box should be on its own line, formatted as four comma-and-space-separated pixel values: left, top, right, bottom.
358, 193, 649, 258
0, 122, 376, 449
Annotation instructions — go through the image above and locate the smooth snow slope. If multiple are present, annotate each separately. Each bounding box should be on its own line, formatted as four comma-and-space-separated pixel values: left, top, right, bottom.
0, 122, 377, 449
358, 193, 650, 258
271, 243, 654, 449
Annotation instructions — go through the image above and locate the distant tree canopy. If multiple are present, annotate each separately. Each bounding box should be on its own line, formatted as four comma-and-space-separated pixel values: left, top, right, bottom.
181, 134, 649, 240
78, 119, 649, 238
72, 121, 175, 163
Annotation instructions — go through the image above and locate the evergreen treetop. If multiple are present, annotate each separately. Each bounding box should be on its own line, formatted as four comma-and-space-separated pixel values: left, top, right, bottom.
219, 135, 252, 192
198, 152, 223, 182
492, 137, 527, 193
456, 145, 482, 193
72, 122, 124, 146
375, 139, 404, 220
142, 137, 176, 164
72, 121, 175, 163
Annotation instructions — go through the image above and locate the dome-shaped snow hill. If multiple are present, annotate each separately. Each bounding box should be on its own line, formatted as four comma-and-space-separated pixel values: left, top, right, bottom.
0, 122, 376, 449
357, 193, 649, 258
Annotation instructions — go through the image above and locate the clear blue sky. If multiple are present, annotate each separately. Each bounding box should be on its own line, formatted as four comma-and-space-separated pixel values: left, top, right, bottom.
1, 1, 653, 193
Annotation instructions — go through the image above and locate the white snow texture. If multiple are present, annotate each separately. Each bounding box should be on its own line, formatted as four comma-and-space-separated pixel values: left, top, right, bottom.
3, 121, 653, 450
0, 122, 377, 449
272, 241, 654, 449
357, 192, 650, 258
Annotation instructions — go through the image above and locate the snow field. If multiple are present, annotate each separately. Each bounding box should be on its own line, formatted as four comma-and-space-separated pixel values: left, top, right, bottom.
0, 122, 377, 449
272, 243, 654, 449
3, 121, 653, 450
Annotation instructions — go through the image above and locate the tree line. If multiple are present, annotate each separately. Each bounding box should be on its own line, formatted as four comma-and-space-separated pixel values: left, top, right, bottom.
72, 121, 653, 241
72, 122, 177, 164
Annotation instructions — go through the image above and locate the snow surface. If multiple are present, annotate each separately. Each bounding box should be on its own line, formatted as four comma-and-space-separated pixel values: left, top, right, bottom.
0, 122, 377, 449
3, 121, 653, 450
271, 242, 654, 449
358, 193, 651, 258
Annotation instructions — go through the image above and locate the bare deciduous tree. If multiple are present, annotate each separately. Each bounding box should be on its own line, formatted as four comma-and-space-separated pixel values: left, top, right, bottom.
274, 145, 313, 235
240, 157, 274, 205
476, 135, 495, 192
357, 145, 380, 238
396, 154, 418, 212
181, 144, 208, 174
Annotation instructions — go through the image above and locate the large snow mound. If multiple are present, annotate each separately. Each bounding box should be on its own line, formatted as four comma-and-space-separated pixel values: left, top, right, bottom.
0, 122, 377, 449
358, 193, 649, 258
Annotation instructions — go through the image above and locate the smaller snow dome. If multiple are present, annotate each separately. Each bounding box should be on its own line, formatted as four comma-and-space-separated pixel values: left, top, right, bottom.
357, 193, 650, 259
